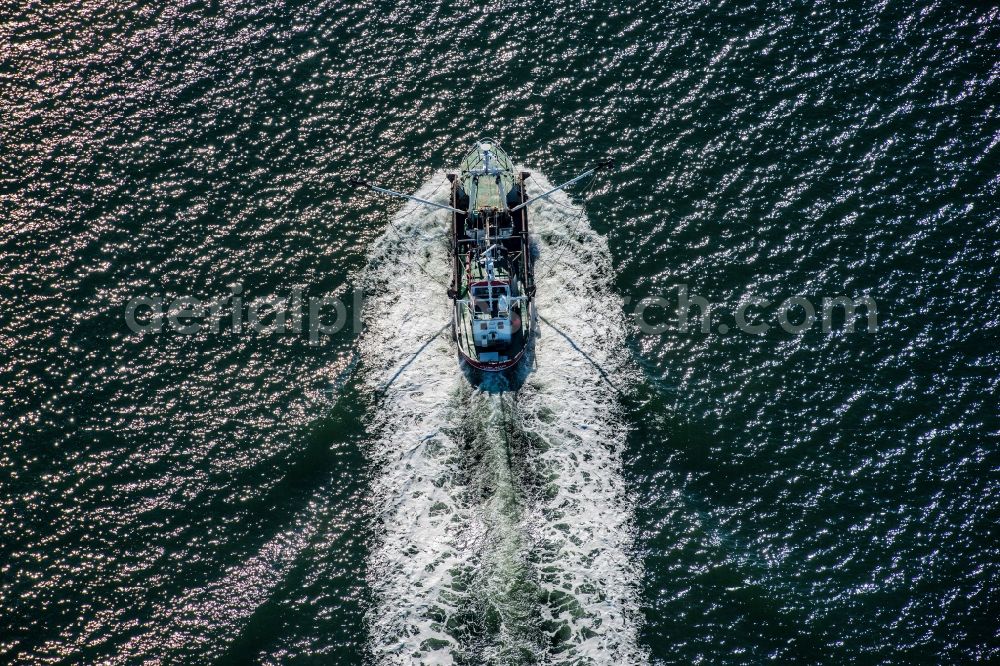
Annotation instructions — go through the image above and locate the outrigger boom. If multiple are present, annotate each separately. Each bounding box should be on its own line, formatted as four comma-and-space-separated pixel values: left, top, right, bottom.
349, 158, 612, 217
508, 158, 614, 212
348, 178, 465, 214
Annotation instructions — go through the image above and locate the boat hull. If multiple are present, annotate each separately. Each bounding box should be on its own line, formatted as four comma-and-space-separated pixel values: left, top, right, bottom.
448, 140, 534, 373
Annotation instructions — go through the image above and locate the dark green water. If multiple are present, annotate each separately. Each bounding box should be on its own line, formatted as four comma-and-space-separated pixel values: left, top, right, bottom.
3, 0, 998, 663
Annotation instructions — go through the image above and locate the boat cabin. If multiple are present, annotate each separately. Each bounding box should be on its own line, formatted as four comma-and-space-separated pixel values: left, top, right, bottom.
470, 280, 514, 348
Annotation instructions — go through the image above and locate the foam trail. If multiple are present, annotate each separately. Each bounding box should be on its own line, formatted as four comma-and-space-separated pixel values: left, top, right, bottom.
516, 180, 645, 663
363, 172, 645, 664
361, 175, 469, 663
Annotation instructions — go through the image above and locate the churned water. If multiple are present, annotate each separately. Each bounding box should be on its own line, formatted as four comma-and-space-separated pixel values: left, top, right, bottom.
2, 0, 997, 664
363, 177, 642, 663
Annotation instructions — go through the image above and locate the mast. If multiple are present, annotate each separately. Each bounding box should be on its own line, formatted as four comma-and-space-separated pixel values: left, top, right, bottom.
484, 214, 494, 311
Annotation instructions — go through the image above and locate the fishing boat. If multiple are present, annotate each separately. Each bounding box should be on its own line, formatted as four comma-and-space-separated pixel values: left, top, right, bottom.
351, 139, 611, 372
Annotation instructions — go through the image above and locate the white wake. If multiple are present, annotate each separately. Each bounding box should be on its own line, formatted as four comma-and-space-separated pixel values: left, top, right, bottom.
362, 172, 645, 664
